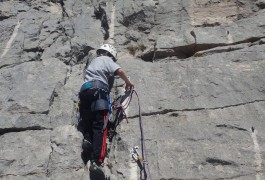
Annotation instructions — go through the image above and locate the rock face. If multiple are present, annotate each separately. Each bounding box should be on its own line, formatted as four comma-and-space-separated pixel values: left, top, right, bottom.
0, 0, 264, 180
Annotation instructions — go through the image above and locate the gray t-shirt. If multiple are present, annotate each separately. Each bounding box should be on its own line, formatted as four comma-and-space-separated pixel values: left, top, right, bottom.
84, 56, 121, 88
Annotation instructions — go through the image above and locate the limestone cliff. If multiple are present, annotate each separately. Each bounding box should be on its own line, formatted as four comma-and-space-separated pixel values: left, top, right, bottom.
0, 0, 265, 179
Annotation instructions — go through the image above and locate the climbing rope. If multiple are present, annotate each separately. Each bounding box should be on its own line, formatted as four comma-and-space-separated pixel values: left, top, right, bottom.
112, 89, 152, 180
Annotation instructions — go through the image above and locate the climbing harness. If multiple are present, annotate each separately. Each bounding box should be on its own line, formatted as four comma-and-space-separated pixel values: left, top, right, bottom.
77, 85, 152, 179
79, 80, 112, 132
111, 89, 152, 180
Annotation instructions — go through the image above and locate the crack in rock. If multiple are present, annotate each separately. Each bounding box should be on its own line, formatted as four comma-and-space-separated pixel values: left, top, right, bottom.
213, 172, 258, 180
194, 36, 265, 57
46, 140, 53, 178
142, 35, 265, 61
0, 15, 11, 21
23, 47, 44, 61
0, 126, 53, 136
206, 157, 237, 166
94, 4, 109, 40
216, 124, 248, 132
28, 111, 49, 115
48, 88, 57, 110
194, 22, 221, 28
24, 47, 44, 53
0, 172, 42, 178
129, 99, 265, 118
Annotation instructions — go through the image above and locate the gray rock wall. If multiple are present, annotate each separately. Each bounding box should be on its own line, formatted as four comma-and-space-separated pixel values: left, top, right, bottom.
0, 0, 264, 179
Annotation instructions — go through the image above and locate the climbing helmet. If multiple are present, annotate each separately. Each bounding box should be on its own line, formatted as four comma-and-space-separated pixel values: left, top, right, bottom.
97, 44, 117, 62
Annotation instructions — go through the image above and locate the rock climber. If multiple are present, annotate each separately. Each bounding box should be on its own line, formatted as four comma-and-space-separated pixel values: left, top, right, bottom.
78, 44, 134, 177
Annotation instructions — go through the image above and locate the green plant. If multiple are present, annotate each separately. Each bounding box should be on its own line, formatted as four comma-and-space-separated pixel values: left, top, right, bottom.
138, 44, 146, 51
126, 44, 146, 55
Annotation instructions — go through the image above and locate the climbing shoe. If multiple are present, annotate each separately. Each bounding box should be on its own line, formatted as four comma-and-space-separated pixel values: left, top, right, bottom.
89, 162, 105, 179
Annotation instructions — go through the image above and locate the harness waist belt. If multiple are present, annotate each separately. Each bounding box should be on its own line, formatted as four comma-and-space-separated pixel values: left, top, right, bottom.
80, 80, 109, 92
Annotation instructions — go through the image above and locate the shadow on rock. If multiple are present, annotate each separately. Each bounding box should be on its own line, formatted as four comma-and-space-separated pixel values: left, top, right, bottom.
77, 118, 93, 165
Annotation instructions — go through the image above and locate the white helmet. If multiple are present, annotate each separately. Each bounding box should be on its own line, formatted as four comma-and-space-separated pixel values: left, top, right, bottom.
97, 44, 117, 61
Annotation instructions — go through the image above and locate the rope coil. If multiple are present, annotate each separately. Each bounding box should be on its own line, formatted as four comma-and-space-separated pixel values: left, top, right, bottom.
112, 89, 151, 180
